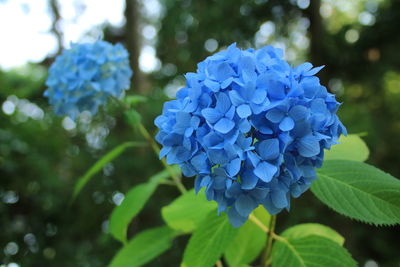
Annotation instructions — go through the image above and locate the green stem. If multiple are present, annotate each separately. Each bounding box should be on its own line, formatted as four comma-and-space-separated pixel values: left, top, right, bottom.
137, 122, 187, 194
262, 215, 277, 267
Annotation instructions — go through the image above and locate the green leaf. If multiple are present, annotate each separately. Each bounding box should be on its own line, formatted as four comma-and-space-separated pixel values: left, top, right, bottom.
324, 134, 369, 162
72, 142, 145, 200
124, 109, 142, 126
224, 218, 266, 267
109, 226, 176, 267
281, 223, 344, 246
182, 211, 238, 267
161, 189, 217, 233
124, 95, 148, 106
252, 205, 271, 227
271, 235, 356, 267
109, 169, 172, 243
312, 160, 400, 225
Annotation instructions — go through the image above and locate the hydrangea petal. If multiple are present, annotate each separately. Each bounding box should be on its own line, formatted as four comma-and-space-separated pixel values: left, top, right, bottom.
237, 104, 252, 118
235, 194, 257, 217
279, 116, 295, 131
265, 109, 285, 123
254, 162, 277, 182
214, 118, 235, 134
201, 108, 222, 124
298, 135, 320, 157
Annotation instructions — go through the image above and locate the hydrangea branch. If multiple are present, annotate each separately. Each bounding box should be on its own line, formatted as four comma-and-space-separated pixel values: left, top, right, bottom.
136, 122, 187, 194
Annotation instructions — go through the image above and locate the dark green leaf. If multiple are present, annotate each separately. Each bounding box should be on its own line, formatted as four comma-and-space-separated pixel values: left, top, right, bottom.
109, 227, 176, 267
312, 160, 400, 225
161, 189, 217, 233
72, 142, 145, 200
324, 134, 369, 162
109, 169, 172, 243
271, 235, 356, 267
182, 211, 238, 267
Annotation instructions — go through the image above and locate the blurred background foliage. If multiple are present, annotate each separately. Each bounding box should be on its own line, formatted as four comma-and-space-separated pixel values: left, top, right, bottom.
0, 0, 400, 266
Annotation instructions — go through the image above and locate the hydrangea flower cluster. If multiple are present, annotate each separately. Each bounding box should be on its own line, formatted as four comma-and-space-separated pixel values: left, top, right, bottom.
44, 41, 132, 119
155, 43, 346, 227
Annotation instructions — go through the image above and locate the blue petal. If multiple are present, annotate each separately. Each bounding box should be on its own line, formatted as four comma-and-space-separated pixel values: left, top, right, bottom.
216, 93, 232, 113
236, 104, 252, 118
241, 171, 259, 190
295, 62, 313, 73
298, 135, 320, 157
208, 149, 229, 164
250, 187, 269, 200
289, 105, 308, 121
238, 119, 251, 133
253, 161, 277, 182
200, 175, 212, 187
229, 90, 245, 106
228, 207, 247, 228
216, 62, 236, 81
191, 153, 208, 172
235, 194, 257, 217
213, 176, 226, 190
159, 146, 171, 159
267, 79, 286, 100
204, 79, 220, 92
257, 139, 280, 160
271, 190, 288, 209
247, 151, 260, 166
180, 163, 197, 177
279, 116, 295, 131
311, 98, 328, 114
221, 77, 234, 89
227, 158, 241, 177
202, 108, 222, 124
265, 109, 285, 123
190, 116, 200, 128
203, 132, 224, 148
226, 182, 241, 198
252, 89, 267, 104
214, 118, 235, 134
262, 197, 282, 215
306, 65, 324, 76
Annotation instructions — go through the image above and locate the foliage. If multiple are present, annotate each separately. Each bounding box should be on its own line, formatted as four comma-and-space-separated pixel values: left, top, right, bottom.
2, 0, 400, 266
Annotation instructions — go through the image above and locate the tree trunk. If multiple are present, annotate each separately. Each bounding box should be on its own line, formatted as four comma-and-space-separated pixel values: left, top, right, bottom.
125, 0, 145, 93
305, 0, 328, 84
49, 0, 63, 54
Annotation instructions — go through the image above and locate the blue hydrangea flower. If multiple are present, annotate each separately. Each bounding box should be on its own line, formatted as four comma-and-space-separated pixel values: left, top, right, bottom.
155, 43, 346, 227
44, 41, 132, 119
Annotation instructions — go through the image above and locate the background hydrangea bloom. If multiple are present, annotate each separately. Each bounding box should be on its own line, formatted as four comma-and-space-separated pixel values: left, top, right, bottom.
44, 41, 132, 119
155, 43, 346, 227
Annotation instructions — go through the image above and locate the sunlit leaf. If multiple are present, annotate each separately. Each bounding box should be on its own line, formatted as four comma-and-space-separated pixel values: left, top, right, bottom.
161, 189, 217, 233
312, 160, 400, 225
324, 134, 369, 162
281, 223, 344, 246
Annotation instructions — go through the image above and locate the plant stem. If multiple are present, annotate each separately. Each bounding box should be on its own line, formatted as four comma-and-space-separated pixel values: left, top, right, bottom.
262, 215, 277, 267
248, 214, 270, 233
215, 260, 223, 267
137, 122, 187, 194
